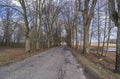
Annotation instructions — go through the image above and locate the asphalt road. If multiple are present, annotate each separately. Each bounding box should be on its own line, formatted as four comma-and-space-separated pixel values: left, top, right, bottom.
0, 46, 87, 79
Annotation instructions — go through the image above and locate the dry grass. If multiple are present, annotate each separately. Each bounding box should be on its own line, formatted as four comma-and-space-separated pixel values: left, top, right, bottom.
91, 42, 116, 47
72, 43, 116, 49
0, 48, 46, 66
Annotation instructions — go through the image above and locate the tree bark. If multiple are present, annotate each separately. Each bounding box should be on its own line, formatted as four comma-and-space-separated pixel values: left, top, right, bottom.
83, 24, 89, 54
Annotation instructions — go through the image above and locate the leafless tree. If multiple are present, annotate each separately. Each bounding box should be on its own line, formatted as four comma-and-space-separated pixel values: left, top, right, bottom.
77, 0, 97, 54
19, 0, 31, 52
109, 0, 120, 73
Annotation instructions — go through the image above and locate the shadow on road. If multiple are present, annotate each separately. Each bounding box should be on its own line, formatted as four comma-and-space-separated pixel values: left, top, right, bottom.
62, 45, 70, 51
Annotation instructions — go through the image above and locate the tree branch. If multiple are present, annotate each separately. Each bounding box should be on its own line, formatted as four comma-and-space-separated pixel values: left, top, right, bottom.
0, 5, 23, 15
109, 0, 118, 26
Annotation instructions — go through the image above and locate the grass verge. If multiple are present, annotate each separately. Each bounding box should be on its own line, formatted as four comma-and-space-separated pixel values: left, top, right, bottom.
71, 49, 120, 79
0, 48, 47, 66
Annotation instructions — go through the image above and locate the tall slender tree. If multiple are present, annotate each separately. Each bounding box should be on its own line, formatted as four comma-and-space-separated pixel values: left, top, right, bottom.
97, 0, 100, 54
109, 0, 120, 73
19, 0, 30, 52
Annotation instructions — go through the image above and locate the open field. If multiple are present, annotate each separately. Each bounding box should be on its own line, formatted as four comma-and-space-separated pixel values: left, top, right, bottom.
0, 48, 46, 66
72, 42, 116, 47
90, 42, 116, 47
72, 42, 116, 50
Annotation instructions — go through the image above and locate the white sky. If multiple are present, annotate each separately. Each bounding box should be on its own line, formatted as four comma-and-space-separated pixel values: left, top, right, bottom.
12, 0, 20, 6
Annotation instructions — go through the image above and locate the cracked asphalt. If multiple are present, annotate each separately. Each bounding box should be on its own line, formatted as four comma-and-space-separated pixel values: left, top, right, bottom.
0, 46, 87, 79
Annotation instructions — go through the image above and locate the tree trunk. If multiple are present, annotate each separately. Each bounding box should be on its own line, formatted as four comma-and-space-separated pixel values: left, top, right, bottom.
75, 11, 78, 49
25, 37, 30, 52
35, 0, 39, 50
89, 20, 94, 47
47, 38, 50, 48
116, 0, 120, 72
97, 1, 100, 54
75, 26, 78, 49
116, 25, 120, 73
19, 0, 30, 52
105, 18, 112, 56
102, 7, 108, 56
109, 0, 120, 73
83, 24, 89, 54
36, 41, 39, 50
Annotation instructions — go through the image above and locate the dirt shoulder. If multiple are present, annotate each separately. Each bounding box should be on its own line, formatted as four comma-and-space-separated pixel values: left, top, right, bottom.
70, 48, 120, 79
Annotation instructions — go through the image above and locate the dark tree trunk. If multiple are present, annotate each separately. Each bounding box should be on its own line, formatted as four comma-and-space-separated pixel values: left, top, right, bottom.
116, 25, 120, 73
116, 1, 120, 72
109, 0, 120, 73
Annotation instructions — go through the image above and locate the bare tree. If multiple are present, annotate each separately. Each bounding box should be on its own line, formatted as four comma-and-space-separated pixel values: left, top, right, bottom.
19, 0, 30, 52
109, 0, 120, 73
101, 6, 108, 56
105, 18, 113, 56
97, 0, 101, 54
0, 1, 18, 47
77, 0, 97, 54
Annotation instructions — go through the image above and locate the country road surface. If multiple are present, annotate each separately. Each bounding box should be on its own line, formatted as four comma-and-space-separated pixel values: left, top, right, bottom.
0, 46, 87, 79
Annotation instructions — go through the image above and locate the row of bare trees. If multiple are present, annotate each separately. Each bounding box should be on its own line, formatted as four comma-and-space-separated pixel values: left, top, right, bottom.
0, 0, 63, 51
